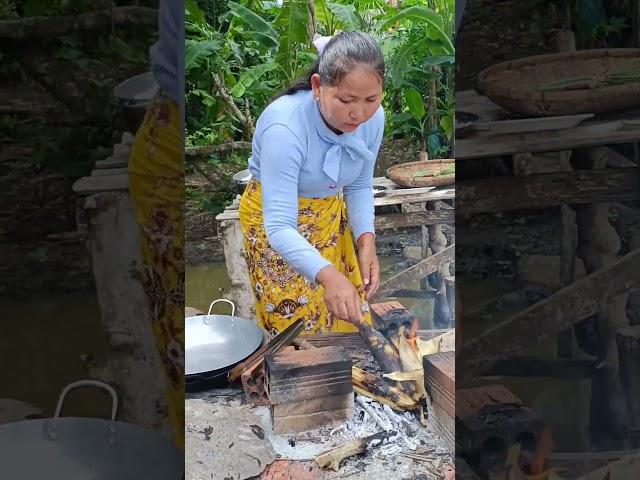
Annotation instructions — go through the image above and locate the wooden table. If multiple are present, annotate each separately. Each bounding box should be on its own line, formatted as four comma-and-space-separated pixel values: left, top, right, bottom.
455, 89, 640, 449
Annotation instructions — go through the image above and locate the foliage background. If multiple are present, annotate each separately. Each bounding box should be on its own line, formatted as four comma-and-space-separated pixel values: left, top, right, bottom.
185, 0, 455, 215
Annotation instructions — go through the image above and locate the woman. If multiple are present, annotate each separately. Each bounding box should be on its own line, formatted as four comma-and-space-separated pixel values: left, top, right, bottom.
239, 31, 385, 335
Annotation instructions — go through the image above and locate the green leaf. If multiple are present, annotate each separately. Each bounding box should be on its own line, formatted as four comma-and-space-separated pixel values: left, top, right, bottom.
440, 115, 453, 140
377, 6, 453, 55
275, 0, 309, 81
424, 55, 454, 66
228, 1, 278, 48
185, 0, 207, 28
315, 0, 336, 33
231, 62, 279, 97
389, 42, 415, 89
185, 39, 220, 70
404, 88, 425, 120
327, 2, 364, 31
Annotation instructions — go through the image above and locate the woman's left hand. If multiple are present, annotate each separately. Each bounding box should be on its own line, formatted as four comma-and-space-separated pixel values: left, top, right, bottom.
357, 233, 380, 300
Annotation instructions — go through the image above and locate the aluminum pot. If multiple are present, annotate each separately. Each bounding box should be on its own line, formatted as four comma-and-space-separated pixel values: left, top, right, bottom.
0, 380, 183, 479
113, 72, 159, 133
185, 299, 264, 391
231, 168, 252, 195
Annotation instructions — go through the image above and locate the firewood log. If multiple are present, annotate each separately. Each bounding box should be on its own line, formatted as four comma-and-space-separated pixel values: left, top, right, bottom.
315, 431, 396, 471
352, 367, 418, 410
355, 322, 417, 395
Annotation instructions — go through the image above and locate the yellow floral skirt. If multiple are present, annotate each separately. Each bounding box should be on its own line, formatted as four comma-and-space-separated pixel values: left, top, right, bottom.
238, 180, 372, 335
128, 92, 184, 449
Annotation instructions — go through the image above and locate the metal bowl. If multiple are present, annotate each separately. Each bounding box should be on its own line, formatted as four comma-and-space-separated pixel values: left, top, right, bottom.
113, 72, 159, 134
232, 168, 252, 195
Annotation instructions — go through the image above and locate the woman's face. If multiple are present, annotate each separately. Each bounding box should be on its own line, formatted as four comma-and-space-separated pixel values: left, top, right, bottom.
311, 66, 383, 134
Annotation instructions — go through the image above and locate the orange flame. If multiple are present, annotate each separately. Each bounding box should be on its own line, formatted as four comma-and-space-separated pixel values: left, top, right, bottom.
404, 318, 419, 340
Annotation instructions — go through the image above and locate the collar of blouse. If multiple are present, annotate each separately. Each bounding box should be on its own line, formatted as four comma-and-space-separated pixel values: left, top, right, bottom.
311, 98, 375, 183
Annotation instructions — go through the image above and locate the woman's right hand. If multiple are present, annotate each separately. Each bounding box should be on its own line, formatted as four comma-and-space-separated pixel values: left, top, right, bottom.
316, 266, 364, 324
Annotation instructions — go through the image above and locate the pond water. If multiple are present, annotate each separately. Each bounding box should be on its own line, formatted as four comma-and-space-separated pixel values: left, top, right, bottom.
0, 293, 110, 417
185, 256, 437, 329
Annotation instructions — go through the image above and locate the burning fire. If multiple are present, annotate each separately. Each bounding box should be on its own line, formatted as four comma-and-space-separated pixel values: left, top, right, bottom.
502, 428, 554, 480
406, 318, 419, 340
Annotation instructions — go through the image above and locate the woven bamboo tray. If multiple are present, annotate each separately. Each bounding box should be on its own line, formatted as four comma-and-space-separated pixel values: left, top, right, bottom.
478, 49, 640, 116
386, 159, 455, 188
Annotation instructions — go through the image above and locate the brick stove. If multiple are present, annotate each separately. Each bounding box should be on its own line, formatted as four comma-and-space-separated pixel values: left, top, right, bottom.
456, 385, 546, 476
265, 345, 354, 434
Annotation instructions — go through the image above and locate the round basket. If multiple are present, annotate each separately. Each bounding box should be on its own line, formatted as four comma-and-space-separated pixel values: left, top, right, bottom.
478, 49, 640, 116
386, 159, 455, 188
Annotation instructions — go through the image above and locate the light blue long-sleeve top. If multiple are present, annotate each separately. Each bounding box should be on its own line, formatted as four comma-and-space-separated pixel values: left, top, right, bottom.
248, 89, 385, 283
150, 0, 185, 117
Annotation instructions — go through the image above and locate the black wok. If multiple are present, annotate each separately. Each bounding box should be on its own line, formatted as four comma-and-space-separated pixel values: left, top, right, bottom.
185, 299, 264, 391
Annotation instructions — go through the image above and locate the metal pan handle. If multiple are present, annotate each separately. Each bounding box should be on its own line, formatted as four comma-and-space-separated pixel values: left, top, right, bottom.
208, 298, 236, 316
54, 380, 118, 421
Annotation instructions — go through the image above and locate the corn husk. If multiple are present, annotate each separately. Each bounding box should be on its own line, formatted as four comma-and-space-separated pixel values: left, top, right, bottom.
416, 330, 455, 357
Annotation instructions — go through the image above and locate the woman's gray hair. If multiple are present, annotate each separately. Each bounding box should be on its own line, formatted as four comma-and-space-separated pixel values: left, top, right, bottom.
273, 31, 385, 100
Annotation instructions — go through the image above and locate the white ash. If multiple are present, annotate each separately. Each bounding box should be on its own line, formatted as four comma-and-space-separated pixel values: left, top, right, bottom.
260, 393, 445, 463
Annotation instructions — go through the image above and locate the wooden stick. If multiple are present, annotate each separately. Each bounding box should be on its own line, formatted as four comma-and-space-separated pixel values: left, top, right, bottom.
458, 248, 640, 383
315, 431, 396, 471
373, 245, 455, 301
228, 319, 304, 381
185, 141, 251, 156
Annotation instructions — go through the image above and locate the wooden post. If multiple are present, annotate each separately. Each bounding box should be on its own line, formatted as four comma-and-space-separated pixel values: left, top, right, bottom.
218, 218, 256, 320
557, 204, 577, 358
617, 326, 640, 446
427, 204, 453, 327
83, 191, 171, 435
575, 147, 629, 448
73, 134, 171, 436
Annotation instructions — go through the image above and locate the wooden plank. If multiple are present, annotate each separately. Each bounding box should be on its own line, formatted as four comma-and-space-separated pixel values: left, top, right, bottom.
470, 113, 594, 136
95, 156, 128, 169
272, 407, 354, 434
72, 173, 128, 194
456, 90, 509, 121
375, 210, 454, 230
456, 120, 640, 160
484, 356, 597, 378
90, 167, 128, 177
457, 168, 640, 215
458, 248, 640, 384
377, 186, 436, 197
272, 392, 353, 418
373, 187, 454, 206
372, 244, 455, 301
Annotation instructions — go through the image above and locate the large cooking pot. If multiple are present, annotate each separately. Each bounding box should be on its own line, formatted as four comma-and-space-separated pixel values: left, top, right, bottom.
0, 380, 183, 479
185, 299, 264, 392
